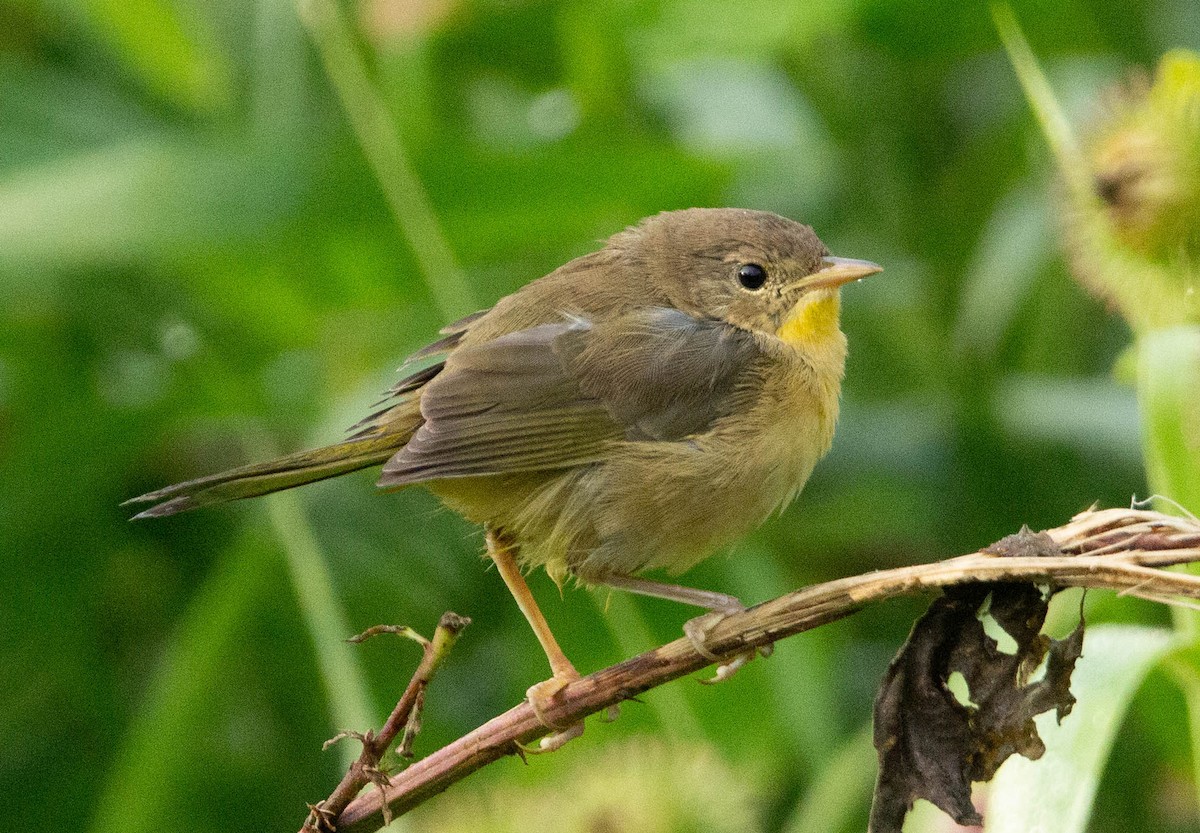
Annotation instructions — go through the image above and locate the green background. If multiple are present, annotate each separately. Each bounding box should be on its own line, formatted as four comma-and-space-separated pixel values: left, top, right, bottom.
2, 0, 1197, 831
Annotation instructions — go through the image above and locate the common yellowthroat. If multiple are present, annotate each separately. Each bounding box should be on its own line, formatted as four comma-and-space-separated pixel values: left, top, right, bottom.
128, 208, 880, 747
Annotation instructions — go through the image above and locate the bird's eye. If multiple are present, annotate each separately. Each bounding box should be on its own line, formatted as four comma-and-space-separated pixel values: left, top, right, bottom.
737, 263, 767, 290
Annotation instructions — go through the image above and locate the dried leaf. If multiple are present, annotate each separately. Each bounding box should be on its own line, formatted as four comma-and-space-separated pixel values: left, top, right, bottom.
868, 583, 1083, 832
982, 524, 1061, 559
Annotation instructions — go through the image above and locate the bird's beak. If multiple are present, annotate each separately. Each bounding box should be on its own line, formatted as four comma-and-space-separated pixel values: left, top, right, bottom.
797, 256, 883, 291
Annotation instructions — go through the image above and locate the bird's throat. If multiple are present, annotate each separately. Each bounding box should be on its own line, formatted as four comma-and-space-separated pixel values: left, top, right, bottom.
777, 292, 841, 349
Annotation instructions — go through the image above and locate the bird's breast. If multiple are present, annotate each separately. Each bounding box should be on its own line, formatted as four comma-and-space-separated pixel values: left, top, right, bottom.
749, 360, 840, 487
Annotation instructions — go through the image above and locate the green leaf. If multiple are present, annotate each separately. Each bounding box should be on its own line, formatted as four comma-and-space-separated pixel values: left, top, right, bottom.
952, 184, 1053, 357
1135, 325, 1200, 796
783, 723, 876, 833
984, 625, 1175, 833
1137, 326, 1200, 515
991, 374, 1141, 463
0, 139, 303, 280
630, 0, 861, 69
89, 536, 278, 833
80, 0, 232, 113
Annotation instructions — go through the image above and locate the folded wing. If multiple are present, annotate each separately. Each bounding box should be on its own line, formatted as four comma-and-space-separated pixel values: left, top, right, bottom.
378, 308, 762, 486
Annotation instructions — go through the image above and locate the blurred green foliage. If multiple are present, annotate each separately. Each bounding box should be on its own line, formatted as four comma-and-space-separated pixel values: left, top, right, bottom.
2, 1, 1199, 831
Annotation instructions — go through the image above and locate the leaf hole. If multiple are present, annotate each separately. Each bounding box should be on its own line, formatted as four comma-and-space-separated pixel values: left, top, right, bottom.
946, 671, 979, 709
977, 593, 1019, 654
1025, 649, 1050, 684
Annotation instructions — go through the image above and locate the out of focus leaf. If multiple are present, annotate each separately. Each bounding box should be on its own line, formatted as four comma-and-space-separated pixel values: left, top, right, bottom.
985, 626, 1175, 833
869, 583, 1083, 833
629, 0, 860, 68
89, 536, 277, 833
953, 184, 1053, 357
992, 374, 1141, 463
263, 488, 376, 770
1136, 325, 1200, 795
1137, 326, 1200, 515
409, 735, 762, 833
80, 0, 231, 112
640, 58, 840, 215
783, 723, 876, 833
0, 139, 304, 280
0, 59, 154, 172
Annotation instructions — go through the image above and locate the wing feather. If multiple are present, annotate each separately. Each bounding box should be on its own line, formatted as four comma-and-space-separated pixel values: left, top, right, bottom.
347, 308, 493, 438
378, 309, 764, 486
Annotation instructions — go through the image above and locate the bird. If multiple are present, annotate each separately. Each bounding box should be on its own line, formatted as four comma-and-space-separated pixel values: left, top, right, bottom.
126, 207, 881, 749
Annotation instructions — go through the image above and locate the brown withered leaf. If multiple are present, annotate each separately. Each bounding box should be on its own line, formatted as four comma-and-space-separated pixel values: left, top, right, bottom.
868, 582, 1084, 833
982, 524, 1061, 559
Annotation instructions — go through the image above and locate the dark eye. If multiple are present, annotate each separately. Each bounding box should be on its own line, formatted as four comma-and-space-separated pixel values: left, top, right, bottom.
737, 263, 767, 290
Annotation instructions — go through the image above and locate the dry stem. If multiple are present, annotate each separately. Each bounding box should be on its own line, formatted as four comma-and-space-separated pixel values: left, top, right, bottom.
317, 508, 1200, 833
300, 612, 469, 832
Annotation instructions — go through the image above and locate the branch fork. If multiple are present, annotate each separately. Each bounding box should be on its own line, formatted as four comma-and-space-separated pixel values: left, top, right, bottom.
300, 612, 469, 833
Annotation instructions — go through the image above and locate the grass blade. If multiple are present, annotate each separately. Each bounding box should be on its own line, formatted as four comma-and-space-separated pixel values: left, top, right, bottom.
89, 538, 277, 833
264, 490, 377, 769
990, 3, 1091, 201
295, 0, 475, 319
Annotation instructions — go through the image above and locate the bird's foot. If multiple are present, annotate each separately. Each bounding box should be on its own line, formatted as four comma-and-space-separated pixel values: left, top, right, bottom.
519, 669, 584, 753
683, 607, 773, 684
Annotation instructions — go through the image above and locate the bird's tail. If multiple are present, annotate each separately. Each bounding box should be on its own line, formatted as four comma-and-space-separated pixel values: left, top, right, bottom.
124, 432, 412, 519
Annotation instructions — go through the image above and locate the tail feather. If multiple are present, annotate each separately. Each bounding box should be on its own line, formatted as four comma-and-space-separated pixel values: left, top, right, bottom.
125, 433, 410, 519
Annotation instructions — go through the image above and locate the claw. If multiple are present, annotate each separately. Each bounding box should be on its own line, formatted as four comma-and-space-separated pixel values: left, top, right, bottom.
521, 671, 584, 752
683, 610, 734, 661
684, 607, 773, 683
518, 720, 585, 753
700, 650, 755, 684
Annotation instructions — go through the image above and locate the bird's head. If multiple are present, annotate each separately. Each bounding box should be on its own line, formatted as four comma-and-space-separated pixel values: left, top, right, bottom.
622, 208, 882, 358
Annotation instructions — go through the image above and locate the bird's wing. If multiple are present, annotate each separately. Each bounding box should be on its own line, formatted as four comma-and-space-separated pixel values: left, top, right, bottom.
346, 308, 491, 438
560, 307, 763, 441
378, 308, 763, 486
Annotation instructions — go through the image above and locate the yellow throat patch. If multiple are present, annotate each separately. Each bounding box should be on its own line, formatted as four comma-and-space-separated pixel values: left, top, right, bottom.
777, 292, 841, 348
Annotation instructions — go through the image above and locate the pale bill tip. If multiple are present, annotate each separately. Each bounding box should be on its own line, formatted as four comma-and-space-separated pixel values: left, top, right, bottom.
820, 255, 883, 277
805, 255, 883, 289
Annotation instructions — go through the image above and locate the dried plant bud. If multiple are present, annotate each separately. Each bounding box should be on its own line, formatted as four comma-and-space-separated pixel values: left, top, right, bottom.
1087, 51, 1200, 259
1055, 50, 1200, 330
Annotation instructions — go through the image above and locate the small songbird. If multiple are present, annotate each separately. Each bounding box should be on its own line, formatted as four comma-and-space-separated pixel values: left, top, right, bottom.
127, 208, 881, 748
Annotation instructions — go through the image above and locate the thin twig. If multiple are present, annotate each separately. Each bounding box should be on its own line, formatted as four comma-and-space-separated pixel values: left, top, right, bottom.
301, 612, 469, 833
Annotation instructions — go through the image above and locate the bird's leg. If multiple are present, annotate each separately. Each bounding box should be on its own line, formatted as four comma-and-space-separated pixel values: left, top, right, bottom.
599, 574, 771, 683
486, 530, 582, 751
598, 574, 744, 658
487, 530, 578, 680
